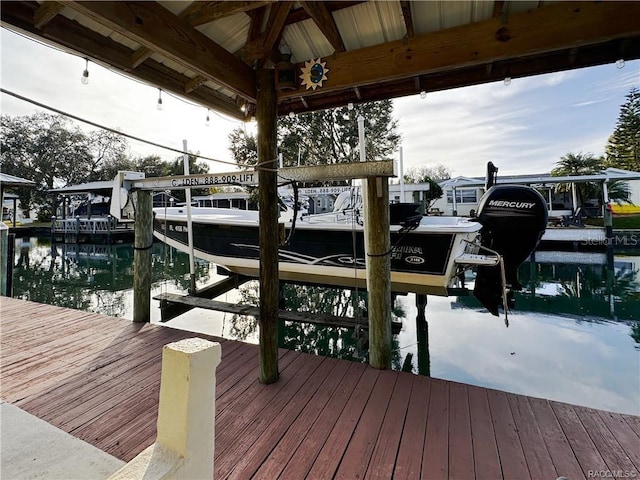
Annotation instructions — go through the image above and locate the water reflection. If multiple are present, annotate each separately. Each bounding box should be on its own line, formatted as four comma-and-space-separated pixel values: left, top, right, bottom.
11, 238, 215, 318
228, 282, 405, 366
9, 238, 640, 414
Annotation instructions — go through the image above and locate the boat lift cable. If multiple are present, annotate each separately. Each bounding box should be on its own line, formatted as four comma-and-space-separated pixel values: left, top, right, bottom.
348, 186, 365, 357
162, 198, 170, 298
281, 181, 300, 246
0, 88, 243, 169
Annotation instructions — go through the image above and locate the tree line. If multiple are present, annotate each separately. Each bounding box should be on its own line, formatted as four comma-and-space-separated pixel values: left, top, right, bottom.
0, 113, 208, 220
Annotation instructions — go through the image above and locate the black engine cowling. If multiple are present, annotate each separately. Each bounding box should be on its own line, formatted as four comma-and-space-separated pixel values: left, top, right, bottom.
474, 185, 548, 315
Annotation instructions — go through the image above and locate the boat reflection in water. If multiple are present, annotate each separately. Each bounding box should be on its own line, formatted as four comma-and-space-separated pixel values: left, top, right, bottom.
10, 237, 639, 415
455, 251, 640, 321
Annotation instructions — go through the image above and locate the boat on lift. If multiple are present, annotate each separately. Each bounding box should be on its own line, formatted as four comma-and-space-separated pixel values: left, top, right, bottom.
153, 183, 548, 316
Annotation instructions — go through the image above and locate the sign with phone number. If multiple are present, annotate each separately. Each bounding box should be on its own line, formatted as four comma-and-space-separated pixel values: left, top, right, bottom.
132, 171, 259, 190
169, 172, 256, 187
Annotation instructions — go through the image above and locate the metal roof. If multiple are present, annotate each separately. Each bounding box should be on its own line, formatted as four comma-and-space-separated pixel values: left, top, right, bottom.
440, 168, 640, 188
0, 173, 36, 188
49, 181, 115, 195
2, 1, 639, 119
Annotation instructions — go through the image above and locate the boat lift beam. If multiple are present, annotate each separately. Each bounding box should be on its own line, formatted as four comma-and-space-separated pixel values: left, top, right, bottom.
116, 160, 395, 191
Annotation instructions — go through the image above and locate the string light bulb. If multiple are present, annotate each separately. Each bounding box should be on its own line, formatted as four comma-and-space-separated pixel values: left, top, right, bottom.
288, 111, 295, 119
420, 90, 427, 99
616, 59, 625, 69
81, 58, 89, 85
157, 88, 163, 110
347, 102, 354, 111
504, 66, 512, 86
205, 109, 210, 126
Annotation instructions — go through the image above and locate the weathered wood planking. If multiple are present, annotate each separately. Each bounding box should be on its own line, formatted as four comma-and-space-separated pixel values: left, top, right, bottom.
1, 297, 639, 479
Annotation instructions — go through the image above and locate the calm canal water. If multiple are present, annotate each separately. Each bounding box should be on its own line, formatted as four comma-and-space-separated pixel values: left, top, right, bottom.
9, 236, 640, 415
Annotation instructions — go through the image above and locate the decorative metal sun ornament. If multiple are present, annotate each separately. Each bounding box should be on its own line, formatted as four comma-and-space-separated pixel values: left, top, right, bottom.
299, 58, 329, 90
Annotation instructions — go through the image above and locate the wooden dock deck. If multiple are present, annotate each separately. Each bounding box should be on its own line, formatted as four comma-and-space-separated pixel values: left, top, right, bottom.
1, 297, 638, 479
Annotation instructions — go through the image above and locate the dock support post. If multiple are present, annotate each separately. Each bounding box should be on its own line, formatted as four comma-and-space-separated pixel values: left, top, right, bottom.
256, 68, 279, 384
1, 224, 9, 296
107, 338, 221, 480
415, 294, 430, 376
133, 190, 153, 323
359, 114, 392, 369
364, 176, 392, 369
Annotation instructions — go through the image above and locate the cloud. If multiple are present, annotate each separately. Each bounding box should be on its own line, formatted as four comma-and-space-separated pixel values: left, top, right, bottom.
392, 63, 638, 176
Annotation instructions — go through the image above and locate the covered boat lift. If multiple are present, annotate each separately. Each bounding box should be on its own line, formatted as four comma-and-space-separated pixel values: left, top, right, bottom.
3, 1, 640, 381
0, 172, 36, 228
49, 180, 136, 244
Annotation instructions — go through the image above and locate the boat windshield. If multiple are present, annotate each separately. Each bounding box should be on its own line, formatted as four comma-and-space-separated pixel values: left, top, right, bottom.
333, 190, 361, 212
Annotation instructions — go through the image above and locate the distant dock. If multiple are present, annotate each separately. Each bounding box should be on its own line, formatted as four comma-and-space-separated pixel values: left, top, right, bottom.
541, 226, 640, 251
1, 297, 638, 479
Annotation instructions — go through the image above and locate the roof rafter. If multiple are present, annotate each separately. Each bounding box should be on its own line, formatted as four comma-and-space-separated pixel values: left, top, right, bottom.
241, 2, 292, 67
34, 1, 64, 29
285, 1, 365, 26
62, 1, 256, 102
400, 1, 414, 38
262, 2, 293, 57
180, 1, 276, 27
1, 1, 245, 120
299, 1, 346, 53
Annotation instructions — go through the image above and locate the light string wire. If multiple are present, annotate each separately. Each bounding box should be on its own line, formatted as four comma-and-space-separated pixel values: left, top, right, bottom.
6, 28, 241, 124
1, 87, 250, 169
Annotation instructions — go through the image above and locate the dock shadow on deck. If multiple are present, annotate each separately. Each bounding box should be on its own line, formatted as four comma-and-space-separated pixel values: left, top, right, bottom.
1, 297, 638, 479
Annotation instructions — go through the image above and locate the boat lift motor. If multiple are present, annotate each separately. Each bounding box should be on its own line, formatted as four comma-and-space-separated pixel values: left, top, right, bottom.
109, 171, 146, 222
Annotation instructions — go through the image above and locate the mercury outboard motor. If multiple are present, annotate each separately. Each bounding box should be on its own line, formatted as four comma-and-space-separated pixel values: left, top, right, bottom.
474, 185, 548, 315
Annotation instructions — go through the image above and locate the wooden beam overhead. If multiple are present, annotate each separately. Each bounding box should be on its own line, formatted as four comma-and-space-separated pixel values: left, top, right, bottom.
285, 1, 365, 26
63, 1, 256, 101
184, 75, 207, 94
3, 0, 639, 121
1, 1, 244, 120
279, 36, 640, 115
400, 1, 414, 38
262, 2, 293, 57
300, 1, 346, 53
279, 1, 640, 100
130, 45, 151, 69
180, 1, 276, 27
33, 2, 64, 29
247, 6, 266, 42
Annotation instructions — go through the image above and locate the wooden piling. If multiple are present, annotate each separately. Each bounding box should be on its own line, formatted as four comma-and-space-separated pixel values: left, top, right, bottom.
415, 294, 430, 376
256, 68, 279, 384
363, 176, 392, 369
133, 190, 153, 323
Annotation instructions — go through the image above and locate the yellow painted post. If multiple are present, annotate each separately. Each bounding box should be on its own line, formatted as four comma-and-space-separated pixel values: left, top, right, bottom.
107, 338, 222, 480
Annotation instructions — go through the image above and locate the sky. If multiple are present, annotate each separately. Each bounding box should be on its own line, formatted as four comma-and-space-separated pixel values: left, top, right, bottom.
1, 27, 638, 178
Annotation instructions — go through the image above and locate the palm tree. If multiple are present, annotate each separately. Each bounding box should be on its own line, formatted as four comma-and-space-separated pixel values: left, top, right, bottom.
551, 152, 602, 208
551, 152, 632, 211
